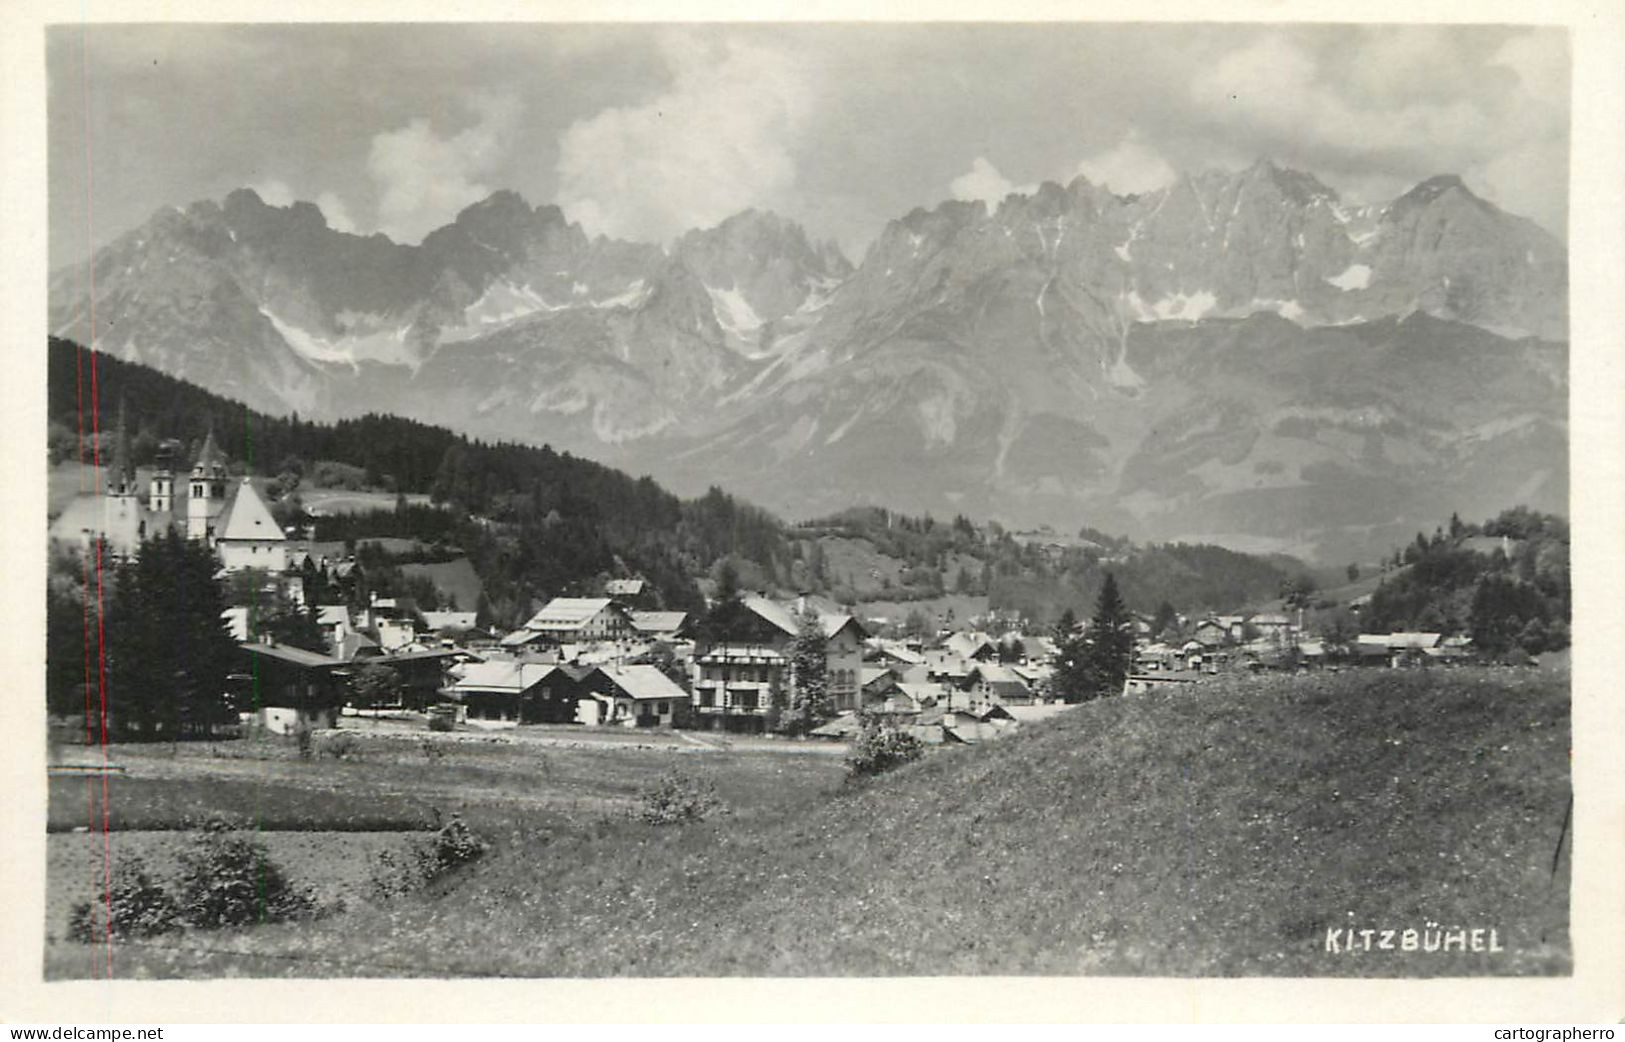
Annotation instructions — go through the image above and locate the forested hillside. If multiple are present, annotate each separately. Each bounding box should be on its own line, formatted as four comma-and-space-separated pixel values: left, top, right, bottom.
49, 338, 1306, 627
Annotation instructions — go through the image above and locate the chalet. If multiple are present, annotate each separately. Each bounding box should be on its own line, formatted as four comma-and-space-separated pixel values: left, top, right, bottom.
1193, 619, 1230, 647
1124, 670, 1204, 694
448, 660, 586, 726
577, 665, 687, 727
944, 631, 999, 662
964, 662, 1034, 706
1357, 632, 1443, 667
630, 611, 689, 641
235, 642, 346, 734
860, 666, 902, 702
864, 638, 924, 668
521, 597, 635, 643
364, 648, 460, 710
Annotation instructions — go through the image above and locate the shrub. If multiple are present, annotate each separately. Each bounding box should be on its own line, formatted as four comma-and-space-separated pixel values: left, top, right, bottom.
66, 853, 181, 943
636, 769, 724, 826
175, 820, 316, 928
322, 731, 360, 760
427, 713, 455, 733
845, 719, 925, 779
368, 816, 489, 899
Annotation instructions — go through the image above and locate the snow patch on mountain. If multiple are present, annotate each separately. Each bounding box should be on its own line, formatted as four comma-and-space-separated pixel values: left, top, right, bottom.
259, 308, 360, 371
1150, 290, 1218, 322
1326, 264, 1373, 291
707, 285, 764, 334
593, 280, 651, 310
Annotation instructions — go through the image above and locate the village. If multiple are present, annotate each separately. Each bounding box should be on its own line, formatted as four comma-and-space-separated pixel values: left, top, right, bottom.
49, 431, 1490, 751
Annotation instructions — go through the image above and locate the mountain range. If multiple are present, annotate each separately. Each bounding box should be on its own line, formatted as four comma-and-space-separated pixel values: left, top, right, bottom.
48, 159, 1568, 562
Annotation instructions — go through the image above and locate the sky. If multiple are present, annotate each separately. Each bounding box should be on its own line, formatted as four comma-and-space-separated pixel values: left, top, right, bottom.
46, 22, 1570, 268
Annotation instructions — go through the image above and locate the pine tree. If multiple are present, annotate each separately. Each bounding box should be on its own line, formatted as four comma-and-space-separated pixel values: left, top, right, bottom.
782, 604, 831, 735
105, 530, 238, 737
1081, 572, 1133, 699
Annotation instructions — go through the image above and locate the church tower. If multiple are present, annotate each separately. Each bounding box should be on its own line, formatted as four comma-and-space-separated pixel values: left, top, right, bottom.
186, 430, 229, 542
148, 438, 179, 515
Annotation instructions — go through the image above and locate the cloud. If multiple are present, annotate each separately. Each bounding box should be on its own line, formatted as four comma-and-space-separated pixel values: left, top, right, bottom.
948, 157, 1032, 210
315, 191, 358, 234
368, 94, 520, 243
250, 178, 296, 207
554, 34, 812, 242
1183, 28, 1568, 233
1074, 135, 1176, 196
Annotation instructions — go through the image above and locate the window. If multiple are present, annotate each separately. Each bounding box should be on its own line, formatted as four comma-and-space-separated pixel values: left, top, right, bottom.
658, 701, 669, 714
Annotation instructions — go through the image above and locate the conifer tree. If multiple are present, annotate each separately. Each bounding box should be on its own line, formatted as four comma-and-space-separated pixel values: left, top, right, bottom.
1081, 572, 1133, 699
105, 530, 238, 736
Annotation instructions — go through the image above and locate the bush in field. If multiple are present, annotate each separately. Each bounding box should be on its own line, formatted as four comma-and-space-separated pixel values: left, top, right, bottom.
368, 816, 488, 899
322, 731, 360, 761
176, 820, 316, 928
66, 854, 181, 943
636, 769, 724, 826
845, 718, 925, 779
427, 713, 455, 732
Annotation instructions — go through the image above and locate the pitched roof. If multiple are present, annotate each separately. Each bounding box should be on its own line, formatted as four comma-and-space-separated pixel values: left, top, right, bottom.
524, 597, 618, 628
451, 660, 563, 693
316, 605, 350, 627
239, 642, 342, 669
217, 479, 287, 543
945, 632, 997, 659
604, 578, 645, 596
630, 611, 688, 634
592, 664, 686, 701
193, 430, 228, 476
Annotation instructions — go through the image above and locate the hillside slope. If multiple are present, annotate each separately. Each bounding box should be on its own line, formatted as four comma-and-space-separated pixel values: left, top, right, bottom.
113, 667, 1568, 977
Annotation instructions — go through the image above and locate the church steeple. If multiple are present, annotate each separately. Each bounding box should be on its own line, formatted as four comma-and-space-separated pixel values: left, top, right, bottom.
106, 398, 137, 498
187, 428, 230, 541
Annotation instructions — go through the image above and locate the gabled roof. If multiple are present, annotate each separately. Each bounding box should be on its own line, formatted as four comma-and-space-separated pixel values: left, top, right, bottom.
604, 578, 645, 596
316, 605, 350, 627
239, 641, 341, 669
1249, 613, 1292, 626
451, 660, 563, 693
631, 610, 688, 634
217, 479, 287, 543
591, 664, 686, 701
524, 597, 620, 629
945, 631, 997, 659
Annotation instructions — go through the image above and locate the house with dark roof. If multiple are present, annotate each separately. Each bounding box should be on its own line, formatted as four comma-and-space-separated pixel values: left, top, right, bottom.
448, 660, 587, 725
235, 642, 346, 734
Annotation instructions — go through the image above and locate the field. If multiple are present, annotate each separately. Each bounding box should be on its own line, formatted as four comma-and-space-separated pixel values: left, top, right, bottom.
299, 488, 432, 516
46, 667, 1570, 979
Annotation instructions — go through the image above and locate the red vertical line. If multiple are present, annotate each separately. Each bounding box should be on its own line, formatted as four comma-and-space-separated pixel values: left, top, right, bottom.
79, 19, 113, 976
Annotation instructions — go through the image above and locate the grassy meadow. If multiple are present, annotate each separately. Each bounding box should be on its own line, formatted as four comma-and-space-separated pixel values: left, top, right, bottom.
47, 667, 1569, 979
